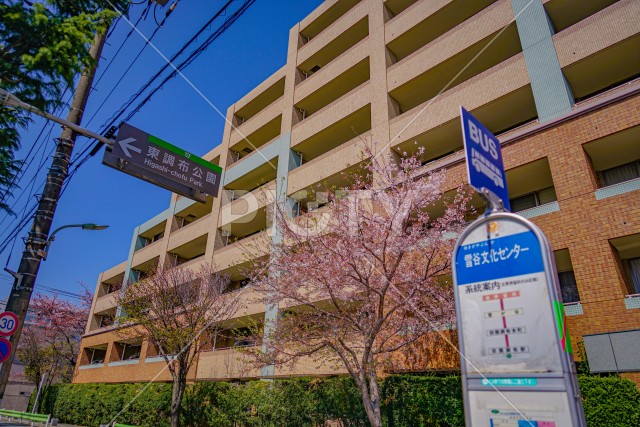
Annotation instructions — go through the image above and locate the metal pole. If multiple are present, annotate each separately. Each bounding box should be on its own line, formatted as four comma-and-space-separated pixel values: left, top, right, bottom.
0, 27, 109, 401
31, 372, 47, 413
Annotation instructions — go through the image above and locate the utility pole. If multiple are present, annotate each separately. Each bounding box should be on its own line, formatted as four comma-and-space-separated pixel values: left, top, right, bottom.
0, 28, 108, 401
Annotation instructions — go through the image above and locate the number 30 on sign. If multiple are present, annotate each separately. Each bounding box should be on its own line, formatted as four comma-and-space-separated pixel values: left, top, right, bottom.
0, 312, 19, 337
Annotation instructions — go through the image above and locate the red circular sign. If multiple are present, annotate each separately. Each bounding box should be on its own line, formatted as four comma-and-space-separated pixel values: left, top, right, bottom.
0, 337, 11, 364
0, 312, 19, 337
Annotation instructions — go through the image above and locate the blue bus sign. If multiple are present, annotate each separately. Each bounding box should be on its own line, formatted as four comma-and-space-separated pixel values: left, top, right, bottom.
460, 107, 510, 211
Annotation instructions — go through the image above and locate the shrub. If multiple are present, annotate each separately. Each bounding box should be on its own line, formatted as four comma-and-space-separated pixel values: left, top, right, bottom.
382, 375, 464, 427
579, 375, 640, 427
36, 374, 640, 427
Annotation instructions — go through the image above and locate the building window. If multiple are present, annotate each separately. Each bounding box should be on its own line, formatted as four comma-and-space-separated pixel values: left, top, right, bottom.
122, 343, 142, 361
625, 257, 640, 295
99, 314, 114, 328
90, 348, 106, 365
554, 249, 580, 303
600, 160, 640, 187
510, 186, 557, 212
558, 271, 580, 303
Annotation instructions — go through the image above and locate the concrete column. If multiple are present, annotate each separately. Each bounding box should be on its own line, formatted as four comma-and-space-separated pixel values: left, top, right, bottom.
207, 107, 235, 256
260, 134, 301, 378
114, 225, 143, 321
281, 24, 302, 133
260, 22, 303, 379
512, 0, 574, 122
367, 0, 392, 154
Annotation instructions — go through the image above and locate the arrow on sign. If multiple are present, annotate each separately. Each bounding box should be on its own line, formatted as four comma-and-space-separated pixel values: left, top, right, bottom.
118, 137, 142, 158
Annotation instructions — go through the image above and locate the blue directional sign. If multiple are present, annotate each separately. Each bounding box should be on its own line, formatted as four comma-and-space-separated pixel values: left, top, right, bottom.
460, 107, 511, 211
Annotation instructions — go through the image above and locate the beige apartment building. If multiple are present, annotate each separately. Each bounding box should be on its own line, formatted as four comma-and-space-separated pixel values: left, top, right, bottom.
74, 0, 640, 385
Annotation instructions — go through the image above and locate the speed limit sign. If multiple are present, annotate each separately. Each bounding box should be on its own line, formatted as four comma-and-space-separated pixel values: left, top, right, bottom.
0, 312, 19, 337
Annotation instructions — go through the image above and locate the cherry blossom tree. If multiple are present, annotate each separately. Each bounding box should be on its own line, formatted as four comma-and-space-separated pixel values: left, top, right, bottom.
117, 263, 242, 427
16, 289, 91, 410
248, 148, 471, 427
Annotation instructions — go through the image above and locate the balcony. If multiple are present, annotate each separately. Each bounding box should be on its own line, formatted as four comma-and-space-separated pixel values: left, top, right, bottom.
78, 344, 108, 369
544, 0, 619, 33
585, 124, 640, 199
168, 213, 211, 252
295, 58, 370, 123
96, 271, 124, 299
389, 54, 536, 160
388, 18, 521, 115
233, 74, 285, 125
295, 38, 369, 103
196, 347, 260, 380
135, 220, 166, 252
131, 239, 163, 270
213, 230, 270, 270
386, 0, 498, 63
299, 0, 362, 45
298, 3, 369, 74
130, 256, 160, 282
172, 196, 213, 231
554, 0, 640, 102
229, 111, 283, 159
220, 180, 276, 227
506, 158, 558, 215
93, 292, 117, 314
167, 234, 207, 267
292, 84, 371, 161
288, 134, 370, 196
87, 306, 116, 333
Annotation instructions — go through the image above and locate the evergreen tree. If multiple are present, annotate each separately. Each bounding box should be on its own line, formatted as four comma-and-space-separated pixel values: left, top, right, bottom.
0, 0, 126, 212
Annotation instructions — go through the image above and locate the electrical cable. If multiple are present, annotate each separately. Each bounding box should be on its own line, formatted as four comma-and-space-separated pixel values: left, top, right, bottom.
0, 275, 85, 300
0, 128, 57, 233
0, 88, 71, 206
83, 2, 153, 129
1, 0, 256, 257
121, 0, 256, 124
96, 0, 234, 139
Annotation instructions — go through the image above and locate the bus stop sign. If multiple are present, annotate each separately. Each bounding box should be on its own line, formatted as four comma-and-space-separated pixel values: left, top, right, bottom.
452, 212, 586, 427
460, 107, 511, 211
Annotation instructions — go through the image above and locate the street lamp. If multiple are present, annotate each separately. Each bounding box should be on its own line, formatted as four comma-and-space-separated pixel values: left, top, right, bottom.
36, 223, 109, 260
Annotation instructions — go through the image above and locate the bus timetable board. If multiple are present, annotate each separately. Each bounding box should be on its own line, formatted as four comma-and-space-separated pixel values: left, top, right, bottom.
452, 212, 587, 427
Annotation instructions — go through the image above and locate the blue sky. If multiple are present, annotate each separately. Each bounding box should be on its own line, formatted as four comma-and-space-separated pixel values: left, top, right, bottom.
0, 0, 324, 301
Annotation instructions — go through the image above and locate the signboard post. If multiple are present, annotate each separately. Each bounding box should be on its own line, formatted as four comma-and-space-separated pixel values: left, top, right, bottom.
103, 123, 222, 203
453, 107, 586, 426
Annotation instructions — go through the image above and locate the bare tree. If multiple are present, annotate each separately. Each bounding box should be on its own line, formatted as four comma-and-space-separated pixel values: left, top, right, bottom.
118, 263, 241, 427
247, 148, 471, 427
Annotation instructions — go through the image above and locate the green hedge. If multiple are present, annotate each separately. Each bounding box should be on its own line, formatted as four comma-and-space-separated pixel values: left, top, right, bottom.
39, 383, 171, 427
580, 376, 640, 427
37, 375, 640, 427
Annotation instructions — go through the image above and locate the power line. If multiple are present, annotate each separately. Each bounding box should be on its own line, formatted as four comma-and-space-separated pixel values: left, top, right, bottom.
0, 88, 72, 206
1, 0, 257, 258
84, 2, 153, 130
96, 0, 236, 138
0, 275, 85, 300
93, 0, 182, 134
122, 0, 255, 123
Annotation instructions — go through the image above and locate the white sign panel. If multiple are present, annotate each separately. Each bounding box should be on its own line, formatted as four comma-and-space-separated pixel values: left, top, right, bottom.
468, 391, 573, 427
454, 217, 563, 374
